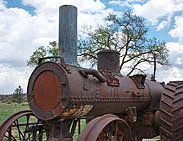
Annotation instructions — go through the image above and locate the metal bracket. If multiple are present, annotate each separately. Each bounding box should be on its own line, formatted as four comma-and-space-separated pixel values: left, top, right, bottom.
79, 69, 105, 83
130, 74, 146, 89
100, 71, 120, 87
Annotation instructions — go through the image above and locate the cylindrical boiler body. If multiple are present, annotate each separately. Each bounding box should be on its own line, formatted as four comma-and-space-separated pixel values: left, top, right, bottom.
27, 62, 163, 120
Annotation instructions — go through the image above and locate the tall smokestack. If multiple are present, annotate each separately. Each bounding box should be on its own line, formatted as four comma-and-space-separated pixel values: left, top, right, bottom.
59, 5, 77, 65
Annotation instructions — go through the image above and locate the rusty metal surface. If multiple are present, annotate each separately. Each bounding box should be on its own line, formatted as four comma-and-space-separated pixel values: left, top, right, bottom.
154, 110, 160, 128
126, 111, 160, 140
34, 71, 62, 111
78, 114, 132, 141
68, 65, 154, 117
79, 69, 106, 83
97, 50, 120, 73
145, 80, 163, 111
160, 81, 183, 141
99, 70, 120, 87
42, 118, 82, 141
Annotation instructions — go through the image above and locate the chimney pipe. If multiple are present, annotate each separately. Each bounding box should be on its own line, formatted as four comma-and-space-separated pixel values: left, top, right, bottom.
97, 50, 120, 73
59, 5, 77, 65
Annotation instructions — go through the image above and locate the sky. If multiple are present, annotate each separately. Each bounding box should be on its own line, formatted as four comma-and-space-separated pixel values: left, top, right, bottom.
0, 0, 183, 94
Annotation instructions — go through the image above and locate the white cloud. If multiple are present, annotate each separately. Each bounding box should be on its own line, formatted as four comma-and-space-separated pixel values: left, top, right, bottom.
0, 7, 57, 68
23, 0, 105, 14
110, 0, 183, 31
156, 42, 183, 83
109, 0, 146, 7
22, 0, 114, 31
0, 65, 32, 94
157, 14, 172, 31
169, 16, 183, 43
0, 6, 48, 93
109, 0, 131, 7
132, 0, 183, 28
157, 21, 168, 31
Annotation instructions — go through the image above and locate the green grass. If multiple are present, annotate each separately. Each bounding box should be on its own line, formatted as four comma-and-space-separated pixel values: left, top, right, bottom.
0, 103, 47, 140
73, 120, 86, 140
154, 136, 160, 139
0, 103, 30, 123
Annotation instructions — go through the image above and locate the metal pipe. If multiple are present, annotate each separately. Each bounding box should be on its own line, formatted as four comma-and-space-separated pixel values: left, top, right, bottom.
59, 5, 77, 65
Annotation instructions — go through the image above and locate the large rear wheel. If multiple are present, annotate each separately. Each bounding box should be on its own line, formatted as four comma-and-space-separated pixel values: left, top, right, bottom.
160, 81, 183, 141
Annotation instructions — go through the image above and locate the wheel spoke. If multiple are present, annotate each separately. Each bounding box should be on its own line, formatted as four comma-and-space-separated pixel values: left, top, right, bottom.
0, 110, 46, 141
23, 114, 30, 139
26, 126, 35, 140
4, 132, 17, 141
14, 119, 24, 140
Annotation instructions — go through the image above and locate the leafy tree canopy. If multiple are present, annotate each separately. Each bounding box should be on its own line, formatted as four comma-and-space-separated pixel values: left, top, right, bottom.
27, 11, 168, 76
27, 41, 58, 67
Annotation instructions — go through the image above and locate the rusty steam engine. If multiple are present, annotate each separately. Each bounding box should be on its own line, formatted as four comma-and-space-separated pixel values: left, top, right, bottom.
0, 5, 183, 141
27, 50, 163, 141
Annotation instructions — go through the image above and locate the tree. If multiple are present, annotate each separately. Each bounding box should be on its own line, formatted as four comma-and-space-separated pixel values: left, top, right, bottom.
27, 11, 168, 76
78, 11, 168, 75
12, 86, 23, 104
27, 41, 58, 67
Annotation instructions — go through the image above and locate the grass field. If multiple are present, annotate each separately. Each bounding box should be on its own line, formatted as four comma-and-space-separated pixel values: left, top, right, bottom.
0, 104, 160, 140
0, 103, 30, 124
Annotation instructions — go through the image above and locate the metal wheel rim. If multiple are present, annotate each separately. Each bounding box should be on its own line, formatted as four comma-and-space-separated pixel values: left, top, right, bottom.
78, 114, 132, 141
0, 110, 46, 141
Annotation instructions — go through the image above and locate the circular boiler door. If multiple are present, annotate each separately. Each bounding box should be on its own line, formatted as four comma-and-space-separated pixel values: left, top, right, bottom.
34, 71, 62, 111
27, 62, 68, 120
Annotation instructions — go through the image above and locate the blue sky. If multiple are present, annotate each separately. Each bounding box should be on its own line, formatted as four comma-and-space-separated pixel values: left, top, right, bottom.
0, 0, 183, 93
4, 0, 35, 15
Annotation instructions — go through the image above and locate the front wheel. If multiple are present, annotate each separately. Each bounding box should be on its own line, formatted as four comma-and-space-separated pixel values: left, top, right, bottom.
0, 110, 46, 141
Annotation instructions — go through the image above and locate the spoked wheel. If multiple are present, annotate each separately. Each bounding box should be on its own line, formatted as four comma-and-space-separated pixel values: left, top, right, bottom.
78, 114, 132, 141
0, 110, 46, 141
160, 81, 183, 141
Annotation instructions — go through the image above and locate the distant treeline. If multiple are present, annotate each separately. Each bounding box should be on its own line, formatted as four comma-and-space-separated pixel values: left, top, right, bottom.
0, 94, 27, 104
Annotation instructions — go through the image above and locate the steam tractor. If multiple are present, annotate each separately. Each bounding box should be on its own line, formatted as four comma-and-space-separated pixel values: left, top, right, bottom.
0, 5, 183, 141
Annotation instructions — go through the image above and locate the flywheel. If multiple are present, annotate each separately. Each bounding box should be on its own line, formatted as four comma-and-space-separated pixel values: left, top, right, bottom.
160, 81, 183, 141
